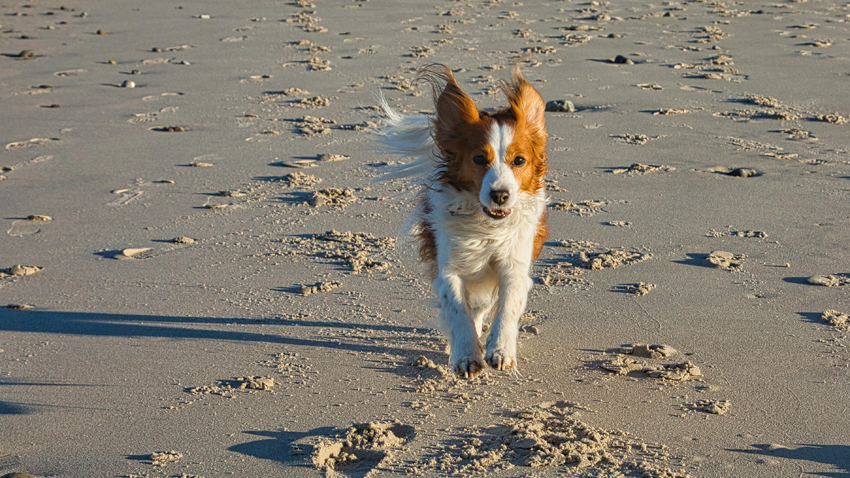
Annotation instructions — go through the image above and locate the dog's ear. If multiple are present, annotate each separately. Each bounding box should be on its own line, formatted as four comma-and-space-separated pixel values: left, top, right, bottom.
419, 64, 480, 143
503, 63, 547, 149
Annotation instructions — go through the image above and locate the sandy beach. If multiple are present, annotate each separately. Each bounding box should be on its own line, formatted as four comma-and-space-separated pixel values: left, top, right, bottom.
2, 0, 849, 476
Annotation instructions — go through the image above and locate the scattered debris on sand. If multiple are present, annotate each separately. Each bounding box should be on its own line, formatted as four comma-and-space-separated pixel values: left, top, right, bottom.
691, 399, 730, 415
610, 163, 675, 175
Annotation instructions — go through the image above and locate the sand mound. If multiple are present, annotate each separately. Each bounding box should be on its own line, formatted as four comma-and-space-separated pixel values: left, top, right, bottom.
822, 309, 849, 328
285, 230, 394, 274
187, 376, 275, 396
312, 422, 414, 476
577, 249, 652, 270
807, 275, 850, 287
0, 265, 42, 279
310, 188, 357, 208
705, 251, 745, 271
410, 401, 691, 477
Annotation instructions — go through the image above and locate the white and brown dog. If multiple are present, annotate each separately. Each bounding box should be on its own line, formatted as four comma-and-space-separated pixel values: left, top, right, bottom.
376, 64, 548, 378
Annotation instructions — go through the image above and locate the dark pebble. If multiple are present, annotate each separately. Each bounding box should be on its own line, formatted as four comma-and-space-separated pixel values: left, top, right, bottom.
730, 168, 758, 178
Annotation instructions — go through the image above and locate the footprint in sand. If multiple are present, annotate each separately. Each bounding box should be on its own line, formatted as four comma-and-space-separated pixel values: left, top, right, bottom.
7, 215, 53, 237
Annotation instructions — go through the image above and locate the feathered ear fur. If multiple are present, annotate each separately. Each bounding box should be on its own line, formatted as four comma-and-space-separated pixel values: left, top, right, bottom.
418, 64, 481, 153
502, 63, 547, 153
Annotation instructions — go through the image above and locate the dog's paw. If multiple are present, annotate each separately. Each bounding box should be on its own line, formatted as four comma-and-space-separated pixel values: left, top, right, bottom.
453, 355, 486, 379
485, 349, 516, 371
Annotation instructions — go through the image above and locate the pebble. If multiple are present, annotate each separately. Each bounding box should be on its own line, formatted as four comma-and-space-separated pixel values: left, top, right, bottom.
121, 80, 136, 88
121, 248, 151, 258
96, 29, 106, 35
2, 473, 39, 478
16, 50, 37, 59
107, 60, 116, 65
27, 215, 52, 221
545, 100, 576, 113
730, 168, 757, 178
612, 55, 633, 64
171, 237, 196, 244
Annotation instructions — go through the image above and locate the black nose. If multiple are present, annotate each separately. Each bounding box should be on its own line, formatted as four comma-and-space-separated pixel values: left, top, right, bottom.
489, 190, 509, 205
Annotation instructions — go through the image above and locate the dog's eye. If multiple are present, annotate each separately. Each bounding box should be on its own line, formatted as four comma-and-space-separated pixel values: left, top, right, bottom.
513, 156, 527, 167
472, 155, 488, 166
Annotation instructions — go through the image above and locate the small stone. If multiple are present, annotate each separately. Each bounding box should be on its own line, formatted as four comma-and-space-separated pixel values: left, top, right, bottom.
121, 80, 136, 88
121, 248, 151, 258
612, 55, 633, 64
730, 168, 757, 177
107, 60, 117, 65
16, 50, 37, 59
155, 126, 186, 132
6, 304, 34, 310
545, 100, 576, 113
171, 237, 196, 244
96, 29, 106, 35
27, 215, 52, 221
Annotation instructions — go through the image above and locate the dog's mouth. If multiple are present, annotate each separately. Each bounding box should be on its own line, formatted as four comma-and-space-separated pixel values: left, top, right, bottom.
483, 207, 512, 220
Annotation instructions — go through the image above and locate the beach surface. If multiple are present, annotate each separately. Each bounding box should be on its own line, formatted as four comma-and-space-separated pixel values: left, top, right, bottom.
1, 0, 849, 476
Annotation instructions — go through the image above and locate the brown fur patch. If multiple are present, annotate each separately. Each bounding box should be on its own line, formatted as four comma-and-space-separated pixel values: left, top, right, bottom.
415, 197, 438, 280
533, 212, 549, 260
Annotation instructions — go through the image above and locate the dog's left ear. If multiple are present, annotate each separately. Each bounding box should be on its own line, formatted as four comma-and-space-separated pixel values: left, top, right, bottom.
503, 64, 547, 150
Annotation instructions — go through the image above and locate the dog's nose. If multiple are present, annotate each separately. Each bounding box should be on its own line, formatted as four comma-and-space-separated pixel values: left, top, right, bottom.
489, 189, 509, 205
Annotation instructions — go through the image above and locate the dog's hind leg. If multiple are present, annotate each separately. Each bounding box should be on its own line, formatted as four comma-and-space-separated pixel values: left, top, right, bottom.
435, 274, 486, 378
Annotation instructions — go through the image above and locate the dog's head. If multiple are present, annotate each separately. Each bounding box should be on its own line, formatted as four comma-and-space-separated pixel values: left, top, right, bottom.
421, 63, 548, 220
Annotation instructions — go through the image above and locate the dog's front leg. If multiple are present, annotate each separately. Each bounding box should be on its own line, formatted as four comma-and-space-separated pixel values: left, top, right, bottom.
485, 270, 533, 371
435, 274, 486, 378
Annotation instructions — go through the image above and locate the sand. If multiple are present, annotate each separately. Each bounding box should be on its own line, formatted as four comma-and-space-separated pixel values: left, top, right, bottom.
1, 0, 850, 477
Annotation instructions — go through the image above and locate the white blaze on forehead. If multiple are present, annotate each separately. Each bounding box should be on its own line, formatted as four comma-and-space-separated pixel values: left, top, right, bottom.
481, 121, 519, 208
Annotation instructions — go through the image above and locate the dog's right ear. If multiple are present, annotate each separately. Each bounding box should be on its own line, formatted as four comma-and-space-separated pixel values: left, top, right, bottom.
419, 64, 480, 141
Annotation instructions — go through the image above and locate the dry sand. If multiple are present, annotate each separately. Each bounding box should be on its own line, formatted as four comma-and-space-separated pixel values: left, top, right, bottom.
1, 0, 850, 477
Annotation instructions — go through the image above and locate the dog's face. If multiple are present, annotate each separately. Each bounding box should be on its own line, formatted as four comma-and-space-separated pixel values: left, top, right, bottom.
427, 65, 548, 220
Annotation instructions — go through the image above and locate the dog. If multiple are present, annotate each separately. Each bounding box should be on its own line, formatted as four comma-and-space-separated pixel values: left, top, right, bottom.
375, 63, 548, 378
